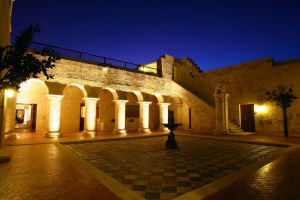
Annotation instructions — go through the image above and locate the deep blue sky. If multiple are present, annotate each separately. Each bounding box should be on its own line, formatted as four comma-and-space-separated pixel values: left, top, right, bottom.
11, 0, 300, 71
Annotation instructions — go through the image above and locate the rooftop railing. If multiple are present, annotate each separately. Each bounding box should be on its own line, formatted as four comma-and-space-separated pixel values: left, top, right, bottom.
29, 42, 158, 75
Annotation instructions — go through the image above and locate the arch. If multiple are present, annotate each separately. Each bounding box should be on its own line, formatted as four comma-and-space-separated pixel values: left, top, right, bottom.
18, 79, 49, 94
132, 91, 144, 102
170, 95, 183, 104
60, 84, 85, 133
98, 88, 116, 132
154, 93, 164, 103
102, 88, 118, 100
67, 83, 87, 98
16, 78, 49, 132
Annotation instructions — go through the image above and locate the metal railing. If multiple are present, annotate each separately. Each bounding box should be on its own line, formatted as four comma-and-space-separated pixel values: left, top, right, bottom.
29, 42, 158, 75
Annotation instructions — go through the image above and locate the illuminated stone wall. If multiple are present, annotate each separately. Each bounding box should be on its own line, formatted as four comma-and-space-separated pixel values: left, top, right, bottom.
5, 54, 216, 135
174, 57, 300, 136
40, 54, 215, 133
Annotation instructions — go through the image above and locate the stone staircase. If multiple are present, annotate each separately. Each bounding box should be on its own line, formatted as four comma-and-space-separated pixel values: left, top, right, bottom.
228, 122, 255, 135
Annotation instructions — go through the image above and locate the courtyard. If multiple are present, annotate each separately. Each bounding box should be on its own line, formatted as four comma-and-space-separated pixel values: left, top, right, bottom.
1, 131, 300, 200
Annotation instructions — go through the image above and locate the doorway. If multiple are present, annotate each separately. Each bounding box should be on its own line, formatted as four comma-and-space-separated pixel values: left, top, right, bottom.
240, 104, 255, 132
15, 103, 37, 131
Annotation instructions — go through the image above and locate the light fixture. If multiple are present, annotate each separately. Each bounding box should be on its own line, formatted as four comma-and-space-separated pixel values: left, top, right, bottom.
5, 89, 14, 98
255, 105, 266, 113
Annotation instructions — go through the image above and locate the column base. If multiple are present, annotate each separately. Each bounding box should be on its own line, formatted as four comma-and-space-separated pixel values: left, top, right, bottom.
138, 128, 151, 134
113, 129, 126, 135
46, 131, 62, 138
84, 130, 97, 137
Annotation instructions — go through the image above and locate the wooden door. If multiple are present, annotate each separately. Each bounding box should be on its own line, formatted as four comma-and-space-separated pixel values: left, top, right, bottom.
240, 104, 255, 132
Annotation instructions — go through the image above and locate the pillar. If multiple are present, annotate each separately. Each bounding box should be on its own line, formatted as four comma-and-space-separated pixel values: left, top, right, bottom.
157, 103, 170, 131
138, 101, 152, 133
46, 95, 63, 138
83, 97, 99, 137
113, 100, 128, 135
214, 93, 229, 135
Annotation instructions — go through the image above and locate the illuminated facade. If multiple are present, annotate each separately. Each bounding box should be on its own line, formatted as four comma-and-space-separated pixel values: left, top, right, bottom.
2, 52, 300, 137
1, 0, 299, 137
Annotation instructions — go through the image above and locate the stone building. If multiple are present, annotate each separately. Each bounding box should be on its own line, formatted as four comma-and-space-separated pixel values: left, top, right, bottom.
3, 46, 300, 137
1, 0, 299, 138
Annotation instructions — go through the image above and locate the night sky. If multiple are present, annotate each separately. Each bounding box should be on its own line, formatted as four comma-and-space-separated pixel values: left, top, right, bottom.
11, 0, 300, 71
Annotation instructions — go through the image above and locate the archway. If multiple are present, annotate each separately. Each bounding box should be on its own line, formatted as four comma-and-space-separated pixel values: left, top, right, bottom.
98, 88, 118, 132
16, 79, 49, 132
143, 93, 160, 130
60, 84, 86, 133
125, 92, 139, 131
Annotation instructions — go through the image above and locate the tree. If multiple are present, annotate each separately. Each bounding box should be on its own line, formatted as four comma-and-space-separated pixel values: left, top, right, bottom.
266, 85, 297, 137
0, 24, 60, 146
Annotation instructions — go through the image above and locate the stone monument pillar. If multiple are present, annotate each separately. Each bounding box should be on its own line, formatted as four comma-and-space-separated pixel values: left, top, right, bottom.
214, 85, 229, 135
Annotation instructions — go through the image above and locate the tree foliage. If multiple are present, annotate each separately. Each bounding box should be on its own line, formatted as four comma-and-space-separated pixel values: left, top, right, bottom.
0, 24, 60, 90
266, 85, 297, 137
266, 85, 297, 109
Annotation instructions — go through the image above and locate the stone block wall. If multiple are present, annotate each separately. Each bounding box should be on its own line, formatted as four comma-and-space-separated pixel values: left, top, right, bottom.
174, 57, 300, 136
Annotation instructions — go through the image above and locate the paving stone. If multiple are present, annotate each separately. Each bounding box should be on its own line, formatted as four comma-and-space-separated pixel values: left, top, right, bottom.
66, 135, 285, 200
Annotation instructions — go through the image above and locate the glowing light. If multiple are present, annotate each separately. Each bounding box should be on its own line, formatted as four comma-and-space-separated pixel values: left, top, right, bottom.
103, 67, 108, 71
16, 134, 20, 139
5, 89, 14, 98
255, 105, 266, 113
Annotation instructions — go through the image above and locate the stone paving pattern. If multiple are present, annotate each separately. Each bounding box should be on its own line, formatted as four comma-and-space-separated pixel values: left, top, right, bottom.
203, 147, 300, 200
0, 144, 120, 200
67, 135, 285, 200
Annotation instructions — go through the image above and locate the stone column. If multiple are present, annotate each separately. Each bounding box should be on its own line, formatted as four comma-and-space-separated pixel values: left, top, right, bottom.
157, 103, 170, 131
138, 101, 152, 133
46, 95, 63, 138
113, 100, 128, 135
83, 97, 99, 137
214, 93, 229, 135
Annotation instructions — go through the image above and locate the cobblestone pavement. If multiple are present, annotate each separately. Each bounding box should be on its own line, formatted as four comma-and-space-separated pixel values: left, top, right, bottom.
203, 147, 300, 200
67, 135, 286, 200
0, 144, 120, 200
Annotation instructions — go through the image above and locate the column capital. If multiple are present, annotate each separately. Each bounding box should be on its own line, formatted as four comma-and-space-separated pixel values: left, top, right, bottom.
113, 100, 129, 103
46, 94, 64, 100
137, 101, 152, 105
157, 103, 171, 106
83, 97, 99, 101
